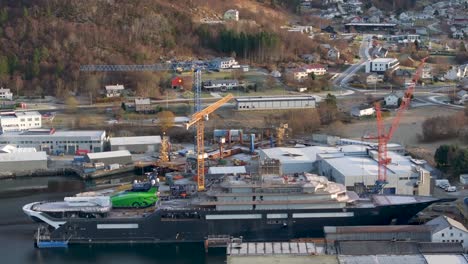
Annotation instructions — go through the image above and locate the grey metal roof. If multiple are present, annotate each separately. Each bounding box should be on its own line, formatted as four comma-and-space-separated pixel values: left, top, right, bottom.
425, 216, 468, 233
86, 150, 131, 159
336, 241, 420, 255
418, 242, 464, 253
336, 241, 465, 255
236, 96, 316, 102
208, 166, 246, 175
338, 255, 427, 264
0, 130, 106, 139
110, 136, 161, 146
0, 151, 47, 162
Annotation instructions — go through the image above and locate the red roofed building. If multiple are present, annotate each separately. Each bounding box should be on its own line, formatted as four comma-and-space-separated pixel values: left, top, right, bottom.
171, 77, 184, 89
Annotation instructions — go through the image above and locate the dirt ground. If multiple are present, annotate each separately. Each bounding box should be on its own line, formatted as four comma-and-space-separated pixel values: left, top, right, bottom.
324, 105, 467, 162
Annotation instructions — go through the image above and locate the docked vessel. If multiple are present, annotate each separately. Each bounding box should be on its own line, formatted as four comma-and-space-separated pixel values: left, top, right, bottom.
23, 173, 445, 244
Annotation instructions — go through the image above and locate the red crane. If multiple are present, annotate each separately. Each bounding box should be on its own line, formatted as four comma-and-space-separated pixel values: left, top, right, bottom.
367, 57, 428, 193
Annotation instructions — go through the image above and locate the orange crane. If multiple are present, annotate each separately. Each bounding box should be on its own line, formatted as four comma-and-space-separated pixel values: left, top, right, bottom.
185, 93, 234, 191
366, 57, 428, 194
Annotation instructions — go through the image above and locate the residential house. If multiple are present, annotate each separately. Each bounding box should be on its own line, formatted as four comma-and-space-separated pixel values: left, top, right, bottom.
456, 90, 468, 104
223, 9, 239, 21
423, 5, 435, 15
366, 73, 380, 85
287, 25, 313, 34
105, 85, 125, 98
368, 15, 380, 23
271, 70, 282, 78
134, 98, 152, 113
365, 58, 399, 73
415, 27, 428, 36
303, 64, 327, 76
399, 12, 413, 21
327, 47, 341, 60
290, 68, 309, 81
321, 25, 337, 34
422, 65, 433, 79
351, 105, 375, 117
395, 69, 413, 78
0, 88, 13, 100
210, 57, 238, 70
425, 215, 467, 250
384, 91, 404, 107
453, 30, 465, 39
370, 46, 388, 58
445, 65, 467, 80
171, 77, 184, 89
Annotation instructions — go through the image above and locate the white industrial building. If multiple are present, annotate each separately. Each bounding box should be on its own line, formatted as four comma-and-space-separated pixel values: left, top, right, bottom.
110, 136, 161, 153
351, 105, 375, 117
0, 111, 42, 132
426, 216, 467, 251
203, 79, 239, 90
259, 144, 429, 195
236, 96, 316, 111
0, 88, 13, 100
0, 129, 106, 155
210, 57, 238, 70
316, 149, 431, 195
365, 58, 399, 73
0, 151, 48, 173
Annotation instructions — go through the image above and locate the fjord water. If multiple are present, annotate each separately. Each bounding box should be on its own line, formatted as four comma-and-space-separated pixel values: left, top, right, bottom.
0, 177, 225, 264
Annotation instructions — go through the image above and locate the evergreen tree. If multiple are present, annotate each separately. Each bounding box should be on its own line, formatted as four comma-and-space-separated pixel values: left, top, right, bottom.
459, 42, 467, 52
0, 56, 9, 77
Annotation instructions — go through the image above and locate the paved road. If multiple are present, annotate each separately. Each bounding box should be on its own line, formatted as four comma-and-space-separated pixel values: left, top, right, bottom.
333, 34, 372, 93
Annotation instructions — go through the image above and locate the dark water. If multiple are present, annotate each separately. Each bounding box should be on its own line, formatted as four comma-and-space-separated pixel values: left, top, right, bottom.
0, 177, 226, 264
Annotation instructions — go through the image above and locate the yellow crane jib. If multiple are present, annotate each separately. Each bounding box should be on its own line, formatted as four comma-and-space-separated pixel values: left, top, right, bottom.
185, 93, 234, 191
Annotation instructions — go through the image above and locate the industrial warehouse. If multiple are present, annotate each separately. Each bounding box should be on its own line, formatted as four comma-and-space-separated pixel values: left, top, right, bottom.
0, 151, 47, 173
85, 150, 133, 166
0, 129, 106, 154
110, 136, 161, 153
235, 96, 316, 110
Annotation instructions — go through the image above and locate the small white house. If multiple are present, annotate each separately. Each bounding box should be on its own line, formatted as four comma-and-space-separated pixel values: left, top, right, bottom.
366, 74, 380, 85
211, 57, 238, 70
425, 215, 468, 251
290, 68, 309, 81
271, 70, 282, 78
327, 47, 341, 60
351, 105, 375, 117
303, 64, 327, 76
105, 84, 125, 98
224, 9, 239, 21
445, 65, 467, 80
460, 174, 468, 185
384, 91, 404, 107
0, 88, 13, 100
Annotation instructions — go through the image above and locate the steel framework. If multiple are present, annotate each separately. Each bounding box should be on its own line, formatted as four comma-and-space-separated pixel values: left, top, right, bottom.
185, 93, 234, 191
368, 57, 428, 193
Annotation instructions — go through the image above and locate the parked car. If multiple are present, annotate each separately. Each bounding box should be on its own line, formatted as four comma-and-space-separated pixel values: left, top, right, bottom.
445, 186, 457, 192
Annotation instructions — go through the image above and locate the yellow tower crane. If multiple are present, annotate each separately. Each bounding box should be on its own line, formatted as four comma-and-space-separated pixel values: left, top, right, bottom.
185, 93, 234, 191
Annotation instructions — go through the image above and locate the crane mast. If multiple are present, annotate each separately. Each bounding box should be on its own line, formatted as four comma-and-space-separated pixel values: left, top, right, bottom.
369, 57, 428, 193
185, 94, 234, 191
